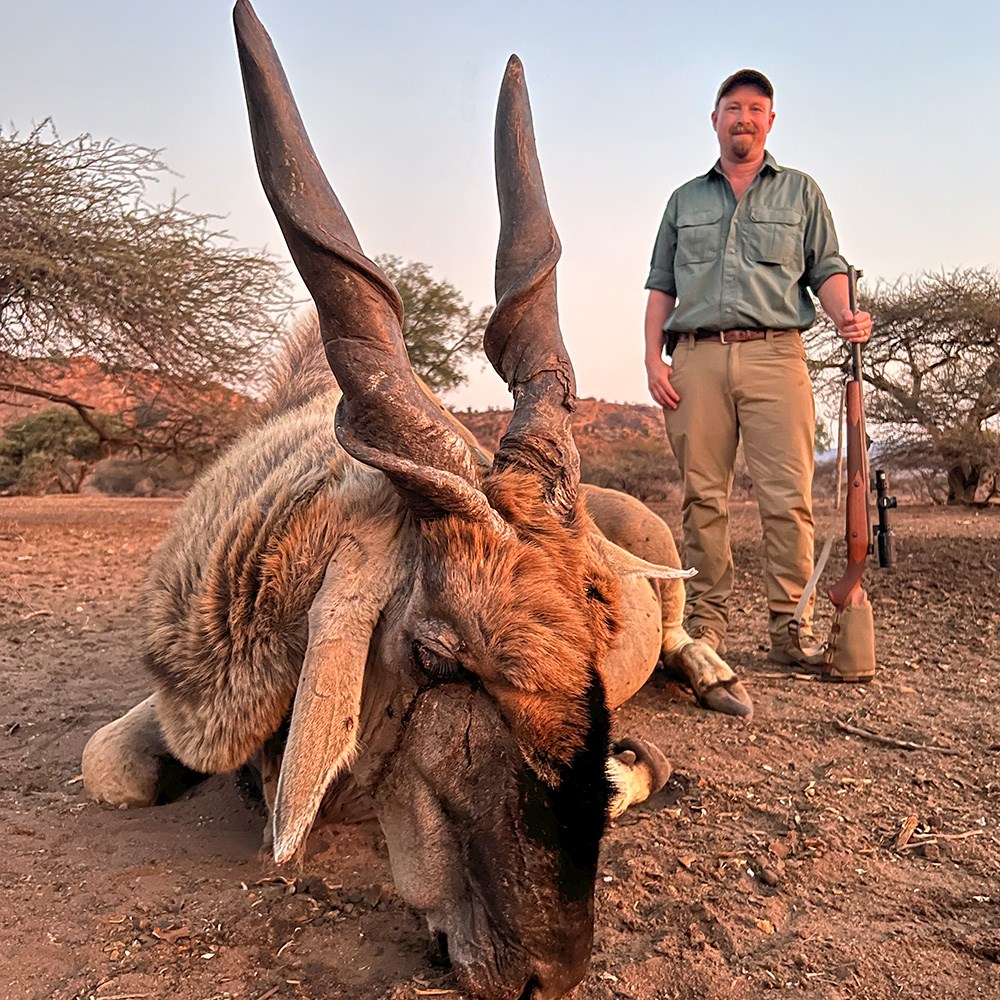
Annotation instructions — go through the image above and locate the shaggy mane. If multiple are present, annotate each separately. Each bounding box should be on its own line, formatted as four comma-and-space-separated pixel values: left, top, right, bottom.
256, 307, 336, 422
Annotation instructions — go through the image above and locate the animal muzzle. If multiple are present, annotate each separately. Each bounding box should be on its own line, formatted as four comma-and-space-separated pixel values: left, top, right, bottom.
440, 843, 597, 999
444, 921, 594, 1000
366, 681, 603, 1000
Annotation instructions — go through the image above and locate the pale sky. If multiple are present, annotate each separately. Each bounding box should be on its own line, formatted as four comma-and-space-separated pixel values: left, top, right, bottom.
4, 1, 997, 409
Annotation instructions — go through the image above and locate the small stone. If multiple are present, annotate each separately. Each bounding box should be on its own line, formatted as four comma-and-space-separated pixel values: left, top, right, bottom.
768, 839, 791, 860
296, 875, 330, 901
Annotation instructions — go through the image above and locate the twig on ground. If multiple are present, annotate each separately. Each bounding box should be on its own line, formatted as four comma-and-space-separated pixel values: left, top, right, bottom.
911, 830, 985, 842
834, 719, 963, 755
898, 839, 937, 851
896, 815, 919, 850
18, 609, 52, 621
756, 672, 820, 681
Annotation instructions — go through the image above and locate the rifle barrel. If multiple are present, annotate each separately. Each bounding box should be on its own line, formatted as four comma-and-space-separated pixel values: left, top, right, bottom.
847, 265, 863, 381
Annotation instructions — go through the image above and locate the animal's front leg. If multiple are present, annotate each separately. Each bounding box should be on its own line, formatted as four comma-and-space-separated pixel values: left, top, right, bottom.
667, 636, 754, 719
659, 577, 754, 720
606, 738, 671, 820
82, 694, 206, 807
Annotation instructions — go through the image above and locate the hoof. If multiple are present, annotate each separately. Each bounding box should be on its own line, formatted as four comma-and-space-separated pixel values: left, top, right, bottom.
699, 679, 754, 721
612, 738, 672, 795
82, 695, 207, 807
82, 697, 165, 807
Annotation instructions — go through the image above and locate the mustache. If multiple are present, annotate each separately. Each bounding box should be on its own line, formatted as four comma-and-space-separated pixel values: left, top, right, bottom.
730, 125, 758, 135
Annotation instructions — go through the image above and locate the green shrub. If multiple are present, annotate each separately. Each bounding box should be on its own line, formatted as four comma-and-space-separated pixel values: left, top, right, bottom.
0, 407, 108, 494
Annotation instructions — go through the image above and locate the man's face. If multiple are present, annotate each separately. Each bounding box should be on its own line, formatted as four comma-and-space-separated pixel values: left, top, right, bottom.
711, 85, 774, 161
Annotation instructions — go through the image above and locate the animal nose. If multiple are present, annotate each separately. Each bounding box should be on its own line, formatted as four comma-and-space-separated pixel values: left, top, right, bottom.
516, 966, 586, 1000
518, 978, 541, 1000
454, 956, 588, 1000
514, 954, 591, 1000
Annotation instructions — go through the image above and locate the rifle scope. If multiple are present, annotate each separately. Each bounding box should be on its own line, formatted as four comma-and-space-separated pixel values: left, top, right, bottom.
873, 469, 897, 568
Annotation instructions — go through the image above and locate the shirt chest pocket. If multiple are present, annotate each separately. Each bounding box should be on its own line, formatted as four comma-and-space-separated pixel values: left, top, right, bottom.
747, 207, 804, 267
676, 209, 722, 265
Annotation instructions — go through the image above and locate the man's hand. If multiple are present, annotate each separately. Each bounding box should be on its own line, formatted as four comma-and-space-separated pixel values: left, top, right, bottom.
817, 274, 873, 344
647, 357, 680, 410
836, 307, 873, 344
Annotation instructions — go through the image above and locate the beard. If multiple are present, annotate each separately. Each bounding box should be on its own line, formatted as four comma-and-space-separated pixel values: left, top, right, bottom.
729, 131, 756, 160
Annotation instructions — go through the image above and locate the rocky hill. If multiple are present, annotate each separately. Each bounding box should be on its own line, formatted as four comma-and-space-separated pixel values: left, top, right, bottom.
1, 357, 680, 499
0, 356, 249, 433
455, 398, 679, 502
0, 356, 254, 496
455, 397, 669, 452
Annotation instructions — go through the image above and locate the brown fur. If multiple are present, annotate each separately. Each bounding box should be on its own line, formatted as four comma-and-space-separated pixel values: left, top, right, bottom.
144, 386, 407, 773
139, 373, 745, 782
254, 309, 336, 424
415, 469, 623, 770
140, 381, 622, 780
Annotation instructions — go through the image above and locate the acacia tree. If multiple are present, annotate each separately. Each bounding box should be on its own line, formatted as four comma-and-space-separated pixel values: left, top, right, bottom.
0, 121, 292, 454
809, 268, 1000, 504
375, 254, 490, 394
0, 407, 113, 494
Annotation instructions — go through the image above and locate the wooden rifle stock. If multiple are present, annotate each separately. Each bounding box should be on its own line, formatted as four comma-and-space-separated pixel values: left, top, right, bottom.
827, 266, 871, 610
823, 265, 881, 682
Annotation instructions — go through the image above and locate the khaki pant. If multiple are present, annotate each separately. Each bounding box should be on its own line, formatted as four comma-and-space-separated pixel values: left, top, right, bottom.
663, 331, 816, 638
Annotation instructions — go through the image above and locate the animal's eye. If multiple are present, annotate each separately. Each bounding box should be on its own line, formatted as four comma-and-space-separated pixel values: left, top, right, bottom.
586, 582, 611, 605
413, 640, 463, 679
411, 619, 474, 682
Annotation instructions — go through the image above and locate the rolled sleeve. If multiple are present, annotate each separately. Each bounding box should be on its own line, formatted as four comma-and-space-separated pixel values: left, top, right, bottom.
645, 158, 850, 331
802, 182, 847, 294
645, 195, 678, 296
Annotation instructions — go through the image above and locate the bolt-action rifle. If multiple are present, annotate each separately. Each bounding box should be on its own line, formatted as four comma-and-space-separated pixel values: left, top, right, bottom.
823, 265, 897, 682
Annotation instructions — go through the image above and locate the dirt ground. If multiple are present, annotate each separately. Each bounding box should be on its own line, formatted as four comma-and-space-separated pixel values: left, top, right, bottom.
1, 495, 998, 1000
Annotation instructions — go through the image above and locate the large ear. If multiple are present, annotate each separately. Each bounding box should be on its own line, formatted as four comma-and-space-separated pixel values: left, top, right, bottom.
485, 56, 580, 517
589, 532, 697, 581
233, 0, 505, 532
271, 532, 402, 864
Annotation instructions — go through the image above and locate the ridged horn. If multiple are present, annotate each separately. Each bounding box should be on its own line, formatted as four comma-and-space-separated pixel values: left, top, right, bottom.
484, 55, 580, 517
233, 0, 503, 527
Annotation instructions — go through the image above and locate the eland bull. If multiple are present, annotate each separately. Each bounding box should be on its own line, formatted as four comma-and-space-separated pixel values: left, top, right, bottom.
81, 4, 752, 997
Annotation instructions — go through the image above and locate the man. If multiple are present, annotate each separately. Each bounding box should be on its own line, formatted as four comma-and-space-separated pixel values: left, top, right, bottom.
643, 69, 872, 667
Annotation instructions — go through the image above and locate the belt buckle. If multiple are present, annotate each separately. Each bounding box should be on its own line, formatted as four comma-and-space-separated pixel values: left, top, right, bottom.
718, 331, 727, 344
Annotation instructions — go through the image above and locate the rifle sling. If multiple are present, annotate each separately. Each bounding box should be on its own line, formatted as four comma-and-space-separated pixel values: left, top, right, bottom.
790, 534, 835, 634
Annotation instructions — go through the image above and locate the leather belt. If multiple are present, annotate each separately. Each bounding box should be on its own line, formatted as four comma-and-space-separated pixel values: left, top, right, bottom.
688, 328, 795, 344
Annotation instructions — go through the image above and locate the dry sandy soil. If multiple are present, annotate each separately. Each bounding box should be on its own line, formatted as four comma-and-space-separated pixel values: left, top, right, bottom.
1, 495, 998, 1000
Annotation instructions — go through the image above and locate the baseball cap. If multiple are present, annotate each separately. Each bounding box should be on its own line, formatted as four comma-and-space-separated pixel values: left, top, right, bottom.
715, 69, 773, 107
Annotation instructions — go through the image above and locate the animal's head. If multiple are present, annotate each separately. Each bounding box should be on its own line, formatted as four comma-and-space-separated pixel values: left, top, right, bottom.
234, 5, 685, 996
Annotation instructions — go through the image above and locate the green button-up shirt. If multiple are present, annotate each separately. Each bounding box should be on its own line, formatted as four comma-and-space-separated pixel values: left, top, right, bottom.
645, 151, 846, 334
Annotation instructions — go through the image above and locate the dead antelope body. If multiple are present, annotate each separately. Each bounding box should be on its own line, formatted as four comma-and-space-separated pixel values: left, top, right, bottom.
82, 4, 751, 998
